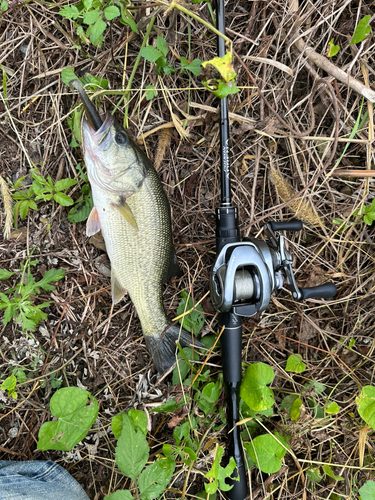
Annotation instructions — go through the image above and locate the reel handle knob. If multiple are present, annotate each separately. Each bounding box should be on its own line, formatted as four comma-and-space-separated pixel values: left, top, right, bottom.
270, 219, 303, 232
298, 282, 337, 300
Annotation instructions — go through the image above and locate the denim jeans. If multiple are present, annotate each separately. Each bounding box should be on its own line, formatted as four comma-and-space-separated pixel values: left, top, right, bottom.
0, 460, 90, 500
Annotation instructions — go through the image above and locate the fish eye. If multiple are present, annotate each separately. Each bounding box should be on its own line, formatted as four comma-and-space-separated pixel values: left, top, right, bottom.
115, 132, 128, 145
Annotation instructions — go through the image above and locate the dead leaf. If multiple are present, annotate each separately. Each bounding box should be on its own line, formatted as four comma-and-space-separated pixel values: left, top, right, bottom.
167, 405, 188, 429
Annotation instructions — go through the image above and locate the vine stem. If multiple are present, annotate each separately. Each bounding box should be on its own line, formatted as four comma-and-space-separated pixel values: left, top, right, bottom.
159, 0, 232, 51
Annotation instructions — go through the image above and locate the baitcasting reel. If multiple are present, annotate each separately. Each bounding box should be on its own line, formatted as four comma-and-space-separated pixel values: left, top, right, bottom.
210, 219, 337, 316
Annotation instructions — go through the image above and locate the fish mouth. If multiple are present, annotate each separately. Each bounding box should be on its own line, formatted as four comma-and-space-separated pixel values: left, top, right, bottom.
82, 112, 114, 149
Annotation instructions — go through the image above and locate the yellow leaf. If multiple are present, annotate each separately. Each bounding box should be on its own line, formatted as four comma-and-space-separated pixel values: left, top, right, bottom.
202, 52, 236, 82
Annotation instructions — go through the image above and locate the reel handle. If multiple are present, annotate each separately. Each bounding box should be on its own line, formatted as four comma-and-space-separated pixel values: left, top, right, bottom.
270, 219, 303, 232
298, 282, 337, 300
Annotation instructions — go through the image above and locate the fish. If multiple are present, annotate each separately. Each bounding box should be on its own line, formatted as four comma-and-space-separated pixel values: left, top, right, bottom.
70, 80, 203, 375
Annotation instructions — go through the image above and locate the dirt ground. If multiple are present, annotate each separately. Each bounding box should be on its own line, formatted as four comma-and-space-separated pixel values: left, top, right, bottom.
0, 0, 375, 498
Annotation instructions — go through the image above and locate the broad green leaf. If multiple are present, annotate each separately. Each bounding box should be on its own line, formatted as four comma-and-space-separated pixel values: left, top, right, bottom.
139, 458, 175, 500
145, 84, 157, 101
0, 269, 15, 280
176, 290, 205, 336
61, 68, 78, 87
306, 467, 322, 483
139, 46, 163, 63
173, 421, 191, 447
83, 0, 92, 8
322, 464, 344, 481
37, 387, 99, 451
240, 363, 275, 411
54, 192, 74, 206
350, 15, 371, 45
204, 445, 236, 493
82, 73, 109, 90
244, 432, 289, 474
15, 370, 26, 384
68, 188, 93, 223
326, 401, 340, 415
359, 480, 375, 500
202, 52, 236, 82
156, 36, 168, 57
59, 5, 80, 20
19, 200, 30, 219
55, 178, 78, 191
290, 397, 303, 421
84, 10, 101, 25
128, 409, 148, 435
172, 347, 199, 385
104, 491, 134, 500
104, 6, 120, 21
327, 39, 339, 57
150, 398, 184, 413
88, 17, 106, 46
280, 394, 299, 413
37, 268, 66, 291
356, 385, 375, 428
181, 57, 202, 76
285, 354, 306, 373
196, 382, 221, 415
1, 1, 8, 12
303, 381, 326, 395
1, 374, 16, 392
115, 413, 149, 481
111, 414, 123, 439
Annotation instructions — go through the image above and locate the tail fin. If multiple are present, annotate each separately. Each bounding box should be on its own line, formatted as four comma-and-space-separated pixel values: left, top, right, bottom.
146, 324, 204, 376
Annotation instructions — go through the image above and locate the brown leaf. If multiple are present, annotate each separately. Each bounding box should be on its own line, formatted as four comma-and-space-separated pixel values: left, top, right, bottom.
167, 405, 188, 429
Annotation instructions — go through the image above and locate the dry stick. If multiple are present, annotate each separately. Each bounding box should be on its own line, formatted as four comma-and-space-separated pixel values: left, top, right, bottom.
234, 52, 340, 229
334, 170, 375, 177
292, 37, 375, 103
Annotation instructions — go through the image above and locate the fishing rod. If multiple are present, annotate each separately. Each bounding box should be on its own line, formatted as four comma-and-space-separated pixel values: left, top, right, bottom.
210, 1, 337, 498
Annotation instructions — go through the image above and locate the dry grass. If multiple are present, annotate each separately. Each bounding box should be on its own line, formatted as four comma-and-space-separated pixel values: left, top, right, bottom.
0, 0, 375, 499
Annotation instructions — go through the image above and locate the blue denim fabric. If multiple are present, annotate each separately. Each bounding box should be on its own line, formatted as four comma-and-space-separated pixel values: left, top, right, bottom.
0, 460, 90, 500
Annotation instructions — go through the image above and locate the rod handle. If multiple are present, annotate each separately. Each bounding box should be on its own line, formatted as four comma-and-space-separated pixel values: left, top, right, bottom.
299, 282, 337, 300
270, 219, 303, 232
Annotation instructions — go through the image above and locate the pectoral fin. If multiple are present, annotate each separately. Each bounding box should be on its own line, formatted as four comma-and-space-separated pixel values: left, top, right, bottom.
86, 207, 101, 236
111, 269, 127, 304
111, 201, 138, 230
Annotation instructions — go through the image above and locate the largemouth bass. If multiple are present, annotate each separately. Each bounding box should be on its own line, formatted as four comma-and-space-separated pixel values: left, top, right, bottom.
71, 80, 202, 375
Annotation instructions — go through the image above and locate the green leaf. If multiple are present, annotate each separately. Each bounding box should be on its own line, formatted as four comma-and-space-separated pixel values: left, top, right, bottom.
119, 5, 138, 34
181, 57, 202, 76
173, 421, 190, 447
82, 73, 109, 90
326, 401, 340, 415
1, 374, 17, 392
280, 394, 299, 414
68, 189, 93, 223
303, 381, 326, 395
322, 464, 344, 481
37, 268, 66, 292
61, 67, 79, 87
156, 36, 168, 57
115, 413, 149, 481
139, 46, 163, 63
285, 354, 306, 373
356, 385, 375, 428
290, 397, 303, 421
54, 192, 74, 206
150, 398, 184, 413
15, 370, 26, 384
104, 5, 120, 21
202, 52, 236, 82
240, 363, 275, 411
37, 387, 99, 451
145, 84, 157, 101
104, 491, 134, 500
306, 467, 322, 483
172, 347, 199, 385
128, 409, 148, 435
0, 269, 15, 280
19, 200, 30, 219
84, 9, 101, 25
88, 17, 107, 46
139, 458, 175, 500
1, 1, 8, 12
327, 39, 340, 57
59, 5, 80, 20
204, 445, 236, 493
196, 382, 221, 415
359, 480, 375, 500
111, 414, 123, 439
244, 432, 289, 474
55, 178, 78, 192
176, 290, 205, 336
350, 15, 371, 45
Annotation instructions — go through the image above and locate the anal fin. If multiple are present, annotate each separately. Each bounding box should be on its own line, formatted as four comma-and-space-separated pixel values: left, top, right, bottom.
111, 269, 127, 304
